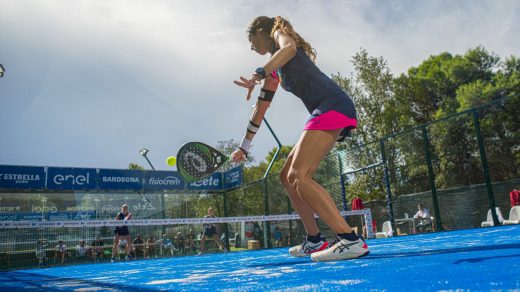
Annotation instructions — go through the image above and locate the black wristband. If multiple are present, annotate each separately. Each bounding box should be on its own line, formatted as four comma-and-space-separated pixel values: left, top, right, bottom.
238, 147, 249, 157
258, 88, 275, 102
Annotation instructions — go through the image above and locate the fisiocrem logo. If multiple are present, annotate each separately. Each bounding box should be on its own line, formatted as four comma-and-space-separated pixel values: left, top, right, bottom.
148, 176, 181, 186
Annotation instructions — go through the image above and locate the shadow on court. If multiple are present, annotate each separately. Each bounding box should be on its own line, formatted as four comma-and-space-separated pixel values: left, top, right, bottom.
367, 242, 520, 260
0, 271, 156, 291
247, 258, 310, 268
453, 253, 520, 264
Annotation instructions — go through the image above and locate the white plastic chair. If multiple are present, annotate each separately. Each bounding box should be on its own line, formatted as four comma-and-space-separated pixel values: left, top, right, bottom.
376, 221, 393, 238
481, 207, 504, 227
503, 206, 520, 225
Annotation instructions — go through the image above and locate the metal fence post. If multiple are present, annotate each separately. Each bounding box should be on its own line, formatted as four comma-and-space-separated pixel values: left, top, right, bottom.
337, 152, 349, 212
472, 109, 499, 226
223, 190, 230, 250
263, 179, 271, 248
422, 126, 443, 231
380, 139, 396, 232
262, 117, 282, 249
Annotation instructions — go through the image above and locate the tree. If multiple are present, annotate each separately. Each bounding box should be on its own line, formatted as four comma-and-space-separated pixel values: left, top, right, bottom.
331, 46, 519, 200
243, 145, 293, 183
215, 139, 255, 172
332, 49, 396, 201
223, 145, 294, 217
128, 163, 145, 170
332, 48, 396, 149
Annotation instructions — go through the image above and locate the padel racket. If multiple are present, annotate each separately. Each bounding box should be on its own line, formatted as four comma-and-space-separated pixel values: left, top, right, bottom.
176, 142, 230, 182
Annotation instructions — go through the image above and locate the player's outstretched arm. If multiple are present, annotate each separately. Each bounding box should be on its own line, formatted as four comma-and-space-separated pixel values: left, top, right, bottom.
232, 76, 278, 162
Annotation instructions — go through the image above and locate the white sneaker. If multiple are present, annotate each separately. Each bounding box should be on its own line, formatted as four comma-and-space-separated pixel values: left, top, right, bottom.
311, 238, 369, 262
289, 237, 329, 257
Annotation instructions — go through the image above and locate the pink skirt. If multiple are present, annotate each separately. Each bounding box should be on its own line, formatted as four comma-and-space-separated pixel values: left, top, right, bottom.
304, 110, 357, 131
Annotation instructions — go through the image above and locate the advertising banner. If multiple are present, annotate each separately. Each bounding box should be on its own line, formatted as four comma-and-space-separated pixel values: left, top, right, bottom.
46, 167, 97, 190
98, 169, 144, 190
0, 165, 239, 192
224, 166, 243, 190
143, 171, 185, 191
187, 172, 223, 191
0, 165, 46, 190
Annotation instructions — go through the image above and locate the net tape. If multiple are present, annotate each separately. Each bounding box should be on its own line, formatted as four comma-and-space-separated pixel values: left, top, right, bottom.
0, 210, 374, 238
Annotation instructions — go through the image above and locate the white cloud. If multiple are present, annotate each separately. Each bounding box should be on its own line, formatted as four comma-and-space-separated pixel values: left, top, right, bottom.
0, 0, 519, 169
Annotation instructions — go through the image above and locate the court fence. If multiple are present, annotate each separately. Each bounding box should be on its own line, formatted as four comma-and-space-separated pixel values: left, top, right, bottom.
341, 94, 520, 235
239, 94, 519, 240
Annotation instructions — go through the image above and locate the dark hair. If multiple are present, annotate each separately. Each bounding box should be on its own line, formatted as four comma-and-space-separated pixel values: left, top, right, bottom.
247, 16, 276, 36
247, 16, 316, 61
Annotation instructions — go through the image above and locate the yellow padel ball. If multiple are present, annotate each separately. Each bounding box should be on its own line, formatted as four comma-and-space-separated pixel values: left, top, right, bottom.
166, 156, 176, 167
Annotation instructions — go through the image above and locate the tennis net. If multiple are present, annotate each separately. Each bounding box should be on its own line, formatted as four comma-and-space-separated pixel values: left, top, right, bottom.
0, 209, 372, 271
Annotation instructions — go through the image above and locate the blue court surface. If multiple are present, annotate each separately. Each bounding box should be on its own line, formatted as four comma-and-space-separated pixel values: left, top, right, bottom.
1, 225, 519, 291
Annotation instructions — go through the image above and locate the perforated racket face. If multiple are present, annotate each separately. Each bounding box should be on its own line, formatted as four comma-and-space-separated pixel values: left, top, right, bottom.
176, 142, 228, 182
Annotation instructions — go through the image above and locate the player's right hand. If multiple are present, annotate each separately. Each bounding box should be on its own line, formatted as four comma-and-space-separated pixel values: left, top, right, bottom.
231, 148, 247, 163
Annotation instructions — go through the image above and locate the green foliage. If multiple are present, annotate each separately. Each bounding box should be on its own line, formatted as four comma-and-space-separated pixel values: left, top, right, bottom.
128, 163, 145, 170
243, 145, 293, 183
220, 145, 294, 217
332, 48, 396, 149
192, 194, 225, 218
330, 46, 519, 201
215, 139, 255, 172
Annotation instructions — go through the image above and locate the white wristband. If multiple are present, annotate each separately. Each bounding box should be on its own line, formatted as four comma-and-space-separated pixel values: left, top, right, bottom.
239, 136, 252, 154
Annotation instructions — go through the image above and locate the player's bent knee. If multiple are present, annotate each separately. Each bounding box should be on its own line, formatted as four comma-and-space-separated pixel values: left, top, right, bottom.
287, 168, 305, 189
279, 171, 290, 186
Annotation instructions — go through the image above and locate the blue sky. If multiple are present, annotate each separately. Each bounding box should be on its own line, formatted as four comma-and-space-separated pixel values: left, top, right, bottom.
1, 0, 519, 170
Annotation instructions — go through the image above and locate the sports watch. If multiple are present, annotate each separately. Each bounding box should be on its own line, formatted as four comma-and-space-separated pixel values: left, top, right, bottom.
255, 67, 266, 80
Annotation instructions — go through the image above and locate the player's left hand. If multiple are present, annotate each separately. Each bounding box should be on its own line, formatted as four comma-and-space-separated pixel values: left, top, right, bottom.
233, 75, 259, 101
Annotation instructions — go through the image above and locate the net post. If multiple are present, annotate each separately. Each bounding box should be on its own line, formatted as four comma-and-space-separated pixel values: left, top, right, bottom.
363, 209, 375, 239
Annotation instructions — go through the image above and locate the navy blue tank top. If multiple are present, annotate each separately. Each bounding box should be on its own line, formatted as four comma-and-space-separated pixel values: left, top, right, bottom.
275, 47, 357, 119
117, 212, 125, 220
